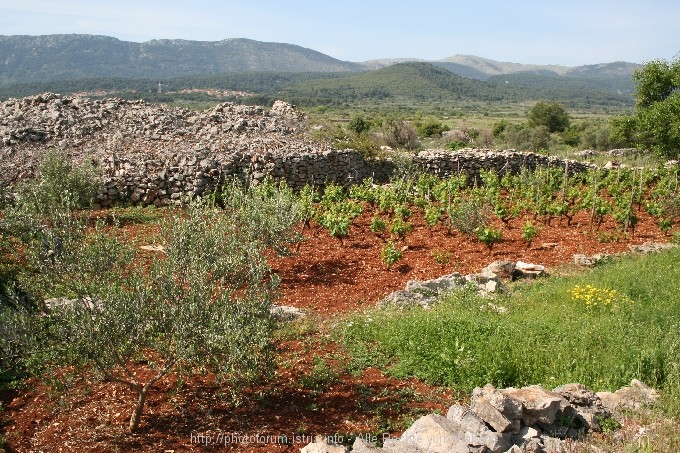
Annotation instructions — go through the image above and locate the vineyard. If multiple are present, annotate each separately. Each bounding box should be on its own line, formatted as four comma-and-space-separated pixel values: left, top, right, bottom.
294, 164, 680, 266
1, 159, 680, 452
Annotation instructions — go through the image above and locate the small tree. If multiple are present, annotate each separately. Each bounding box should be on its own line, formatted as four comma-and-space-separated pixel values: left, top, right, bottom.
528, 101, 571, 133
611, 56, 680, 159
9, 175, 302, 431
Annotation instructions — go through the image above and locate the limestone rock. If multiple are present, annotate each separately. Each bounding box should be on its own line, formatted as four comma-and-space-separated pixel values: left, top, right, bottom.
270, 305, 306, 321
399, 414, 479, 452
552, 383, 610, 431
447, 405, 513, 453
351, 438, 381, 452
573, 253, 611, 267
502, 386, 566, 426
381, 439, 426, 452
473, 384, 524, 421
472, 397, 515, 433
627, 242, 677, 254
514, 262, 546, 279
481, 260, 517, 280
380, 274, 468, 308
597, 379, 658, 412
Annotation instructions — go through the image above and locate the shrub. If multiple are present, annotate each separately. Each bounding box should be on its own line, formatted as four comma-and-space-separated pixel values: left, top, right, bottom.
446, 196, 492, 235
417, 121, 449, 138
1, 150, 101, 242
348, 115, 371, 134
378, 119, 420, 150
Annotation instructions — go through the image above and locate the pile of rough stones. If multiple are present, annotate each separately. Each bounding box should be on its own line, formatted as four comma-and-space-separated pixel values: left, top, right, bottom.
302, 379, 658, 453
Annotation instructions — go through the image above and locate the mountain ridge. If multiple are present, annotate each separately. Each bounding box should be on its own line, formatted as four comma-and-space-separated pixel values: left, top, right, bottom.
0, 34, 362, 86
0, 34, 640, 84
0, 34, 639, 107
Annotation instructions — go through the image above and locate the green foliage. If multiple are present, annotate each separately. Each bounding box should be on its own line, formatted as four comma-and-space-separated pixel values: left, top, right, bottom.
370, 215, 387, 234
431, 249, 451, 265
634, 58, 680, 109
343, 247, 680, 393
493, 119, 511, 137
380, 241, 403, 269
636, 93, 680, 159
6, 178, 302, 431
611, 56, 680, 159
389, 217, 413, 240
527, 101, 571, 133
300, 357, 340, 392
348, 115, 371, 134
521, 220, 539, 244
499, 123, 552, 152
424, 205, 442, 229
474, 225, 503, 251
378, 118, 420, 150
416, 120, 449, 138
598, 416, 621, 433
446, 195, 492, 235
1, 151, 100, 242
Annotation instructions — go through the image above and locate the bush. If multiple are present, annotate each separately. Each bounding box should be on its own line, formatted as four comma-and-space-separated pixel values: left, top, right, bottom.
446, 195, 492, 235
0, 151, 100, 242
417, 120, 449, 138
528, 101, 571, 133
378, 119, 420, 150
348, 115, 371, 135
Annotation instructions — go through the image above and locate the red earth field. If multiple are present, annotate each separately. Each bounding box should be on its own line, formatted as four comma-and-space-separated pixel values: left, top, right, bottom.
1, 205, 676, 452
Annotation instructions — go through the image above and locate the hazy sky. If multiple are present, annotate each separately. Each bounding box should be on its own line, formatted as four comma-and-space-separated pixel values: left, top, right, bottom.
1, 0, 678, 66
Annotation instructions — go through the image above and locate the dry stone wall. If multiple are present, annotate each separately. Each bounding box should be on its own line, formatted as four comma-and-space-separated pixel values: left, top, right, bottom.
1, 93, 594, 207
413, 148, 593, 183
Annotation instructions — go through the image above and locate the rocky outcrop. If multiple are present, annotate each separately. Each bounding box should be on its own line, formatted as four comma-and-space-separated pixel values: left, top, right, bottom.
301, 380, 657, 453
379, 260, 545, 309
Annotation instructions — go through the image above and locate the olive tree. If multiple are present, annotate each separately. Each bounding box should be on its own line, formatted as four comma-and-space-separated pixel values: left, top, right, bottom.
6, 167, 302, 431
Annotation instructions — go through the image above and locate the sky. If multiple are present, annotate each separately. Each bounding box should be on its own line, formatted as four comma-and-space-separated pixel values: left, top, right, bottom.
1, 0, 678, 67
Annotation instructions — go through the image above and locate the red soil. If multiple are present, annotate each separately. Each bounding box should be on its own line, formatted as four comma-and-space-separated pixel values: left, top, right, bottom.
1, 206, 675, 452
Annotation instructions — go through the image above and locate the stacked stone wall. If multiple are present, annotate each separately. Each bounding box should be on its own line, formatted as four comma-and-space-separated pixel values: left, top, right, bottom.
0, 93, 594, 207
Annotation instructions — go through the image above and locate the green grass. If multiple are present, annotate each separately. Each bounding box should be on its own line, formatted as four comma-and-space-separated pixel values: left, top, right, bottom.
107, 205, 164, 225
342, 247, 680, 395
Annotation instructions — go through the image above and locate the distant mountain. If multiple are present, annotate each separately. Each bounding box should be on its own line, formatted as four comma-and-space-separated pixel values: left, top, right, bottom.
0, 34, 362, 86
0, 34, 638, 108
358, 55, 639, 95
439, 54, 571, 77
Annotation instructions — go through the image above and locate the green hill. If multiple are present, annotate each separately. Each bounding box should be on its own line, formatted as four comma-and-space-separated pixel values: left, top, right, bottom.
275, 62, 516, 105
275, 62, 634, 108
